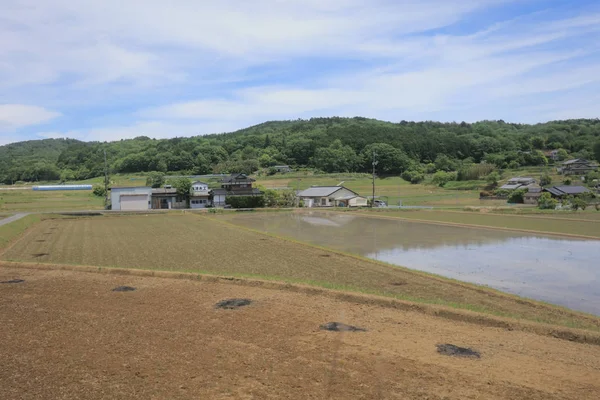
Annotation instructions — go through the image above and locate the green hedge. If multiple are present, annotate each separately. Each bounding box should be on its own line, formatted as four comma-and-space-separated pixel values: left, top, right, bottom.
225, 196, 265, 208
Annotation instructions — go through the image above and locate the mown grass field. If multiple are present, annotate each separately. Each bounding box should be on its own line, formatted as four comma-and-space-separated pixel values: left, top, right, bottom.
2, 213, 599, 331
0, 214, 41, 249
0, 189, 104, 212
357, 209, 600, 238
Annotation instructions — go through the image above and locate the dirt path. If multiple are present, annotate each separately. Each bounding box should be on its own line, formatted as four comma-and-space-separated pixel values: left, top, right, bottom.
1, 267, 599, 399
0, 213, 27, 227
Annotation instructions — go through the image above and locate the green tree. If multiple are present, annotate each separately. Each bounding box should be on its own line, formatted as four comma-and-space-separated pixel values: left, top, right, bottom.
537, 192, 557, 210
434, 154, 457, 172
569, 196, 588, 211
311, 140, 360, 173
172, 178, 192, 207
486, 172, 500, 188
593, 141, 600, 163
146, 172, 165, 188
402, 169, 425, 184
361, 143, 412, 174
431, 171, 457, 187
508, 188, 527, 204
563, 178, 572, 185
92, 185, 106, 197
540, 173, 552, 186
556, 148, 569, 161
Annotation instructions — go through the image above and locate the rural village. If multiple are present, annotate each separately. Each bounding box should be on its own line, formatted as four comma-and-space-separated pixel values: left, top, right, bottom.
3, 1, 600, 398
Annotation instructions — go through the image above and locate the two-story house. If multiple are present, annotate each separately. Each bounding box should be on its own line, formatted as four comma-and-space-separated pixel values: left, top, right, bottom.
211, 173, 262, 207
558, 159, 599, 175
190, 181, 210, 209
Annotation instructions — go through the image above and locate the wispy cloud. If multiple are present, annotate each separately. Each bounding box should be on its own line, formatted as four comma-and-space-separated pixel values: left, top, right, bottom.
1, 0, 600, 144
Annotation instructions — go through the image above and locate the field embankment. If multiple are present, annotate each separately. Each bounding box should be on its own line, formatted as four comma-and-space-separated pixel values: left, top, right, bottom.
356, 209, 600, 238
2, 213, 599, 331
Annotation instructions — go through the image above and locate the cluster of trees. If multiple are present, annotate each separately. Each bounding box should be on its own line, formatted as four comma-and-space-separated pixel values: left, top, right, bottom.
2, 118, 600, 184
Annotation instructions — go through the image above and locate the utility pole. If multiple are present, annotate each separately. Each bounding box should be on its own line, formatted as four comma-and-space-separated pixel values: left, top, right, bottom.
371, 151, 378, 207
104, 149, 109, 209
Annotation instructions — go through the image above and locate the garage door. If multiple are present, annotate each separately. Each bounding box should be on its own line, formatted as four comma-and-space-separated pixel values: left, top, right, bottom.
120, 195, 148, 211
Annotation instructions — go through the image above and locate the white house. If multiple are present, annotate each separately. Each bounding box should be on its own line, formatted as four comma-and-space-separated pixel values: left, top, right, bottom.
192, 181, 208, 191
110, 187, 152, 211
298, 186, 368, 207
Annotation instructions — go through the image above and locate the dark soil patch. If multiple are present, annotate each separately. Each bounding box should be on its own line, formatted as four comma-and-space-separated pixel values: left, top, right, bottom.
320, 322, 367, 332
215, 298, 252, 309
389, 281, 407, 286
112, 286, 136, 292
436, 344, 480, 359
320, 254, 331, 258
0, 279, 25, 284
31, 253, 49, 258
35, 240, 46, 243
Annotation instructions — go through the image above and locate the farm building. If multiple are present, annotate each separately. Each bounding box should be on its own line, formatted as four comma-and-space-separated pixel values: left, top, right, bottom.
273, 165, 292, 173
212, 173, 262, 207
151, 188, 187, 209
110, 187, 152, 211
544, 185, 592, 199
298, 186, 368, 207
523, 185, 543, 205
499, 177, 536, 190
558, 159, 598, 175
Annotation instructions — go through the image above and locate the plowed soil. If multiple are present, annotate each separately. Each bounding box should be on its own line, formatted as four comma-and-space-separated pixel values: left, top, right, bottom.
1, 267, 599, 400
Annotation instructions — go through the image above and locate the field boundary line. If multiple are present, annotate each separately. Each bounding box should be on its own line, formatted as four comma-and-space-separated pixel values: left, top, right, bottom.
196, 214, 600, 320
345, 211, 600, 240
0, 216, 42, 257
415, 209, 600, 224
2, 260, 599, 346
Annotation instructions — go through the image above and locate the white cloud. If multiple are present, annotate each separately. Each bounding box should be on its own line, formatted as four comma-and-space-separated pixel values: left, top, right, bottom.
2, 1, 600, 144
0, 104, 61, 129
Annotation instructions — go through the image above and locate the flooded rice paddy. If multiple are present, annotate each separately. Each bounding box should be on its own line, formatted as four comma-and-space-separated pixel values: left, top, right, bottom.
222, 211, 600, 315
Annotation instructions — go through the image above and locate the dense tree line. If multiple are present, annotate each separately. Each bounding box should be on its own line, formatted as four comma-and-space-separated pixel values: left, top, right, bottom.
1, 117, 600, 184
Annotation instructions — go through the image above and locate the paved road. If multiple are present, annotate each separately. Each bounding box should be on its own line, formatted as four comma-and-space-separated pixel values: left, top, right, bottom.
0, 213, 29, 227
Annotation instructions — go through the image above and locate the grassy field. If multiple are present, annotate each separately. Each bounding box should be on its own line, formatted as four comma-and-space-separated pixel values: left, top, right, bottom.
357, 209, 600, 238
0, 189, 103, 212
2, 213, 599, 331
0, 214, 41, 249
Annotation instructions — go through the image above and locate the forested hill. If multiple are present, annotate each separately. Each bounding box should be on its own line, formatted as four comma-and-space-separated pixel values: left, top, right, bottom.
1, 117, 600, 184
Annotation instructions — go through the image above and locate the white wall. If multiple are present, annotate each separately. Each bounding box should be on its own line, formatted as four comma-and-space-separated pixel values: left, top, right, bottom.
110, 187, 152, 210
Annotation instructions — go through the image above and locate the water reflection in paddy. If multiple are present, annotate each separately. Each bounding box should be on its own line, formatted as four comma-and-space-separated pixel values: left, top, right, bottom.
221, 211, 600, 315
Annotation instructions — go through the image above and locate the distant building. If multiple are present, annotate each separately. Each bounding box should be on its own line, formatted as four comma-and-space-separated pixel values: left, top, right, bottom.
211, 173, 262, 207
298, 186, 368, 207
152, 188, 187, 209
273, 165, 292, 173
523, 185, 543, 205
189, 181, 210, 209
544, 185, 592, 199
110, 187, 152, 211
558, 159, 598, 176
499, 177, 536, 190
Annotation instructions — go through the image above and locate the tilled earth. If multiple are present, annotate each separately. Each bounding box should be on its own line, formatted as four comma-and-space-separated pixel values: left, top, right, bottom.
1, 267, 599, 400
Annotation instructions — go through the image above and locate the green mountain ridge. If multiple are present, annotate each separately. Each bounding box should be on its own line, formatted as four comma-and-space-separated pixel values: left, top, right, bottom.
1, 117, 600, 184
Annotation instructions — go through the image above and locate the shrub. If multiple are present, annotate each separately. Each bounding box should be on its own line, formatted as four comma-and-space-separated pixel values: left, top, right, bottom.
507, 188, 527, 204
225, 196, 265, 208
402, 169, 424, 184
537, 192, 557, 210
92, 185, 106, 197
569, 196, 588, 211
563, 178, 572, 185
540, 174, 552, 186
596, 203, 600, 211
485, 171, 500, 188
432, 171, 457, 187
493, 188, 510, 198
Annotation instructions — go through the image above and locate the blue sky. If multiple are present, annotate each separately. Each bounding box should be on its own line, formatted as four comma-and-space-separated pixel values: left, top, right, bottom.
1, 0, 600, 145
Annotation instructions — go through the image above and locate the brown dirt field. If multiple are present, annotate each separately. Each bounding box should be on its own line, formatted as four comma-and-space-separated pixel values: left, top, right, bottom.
2, 214, 600, 331
1, 267, 599, 400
